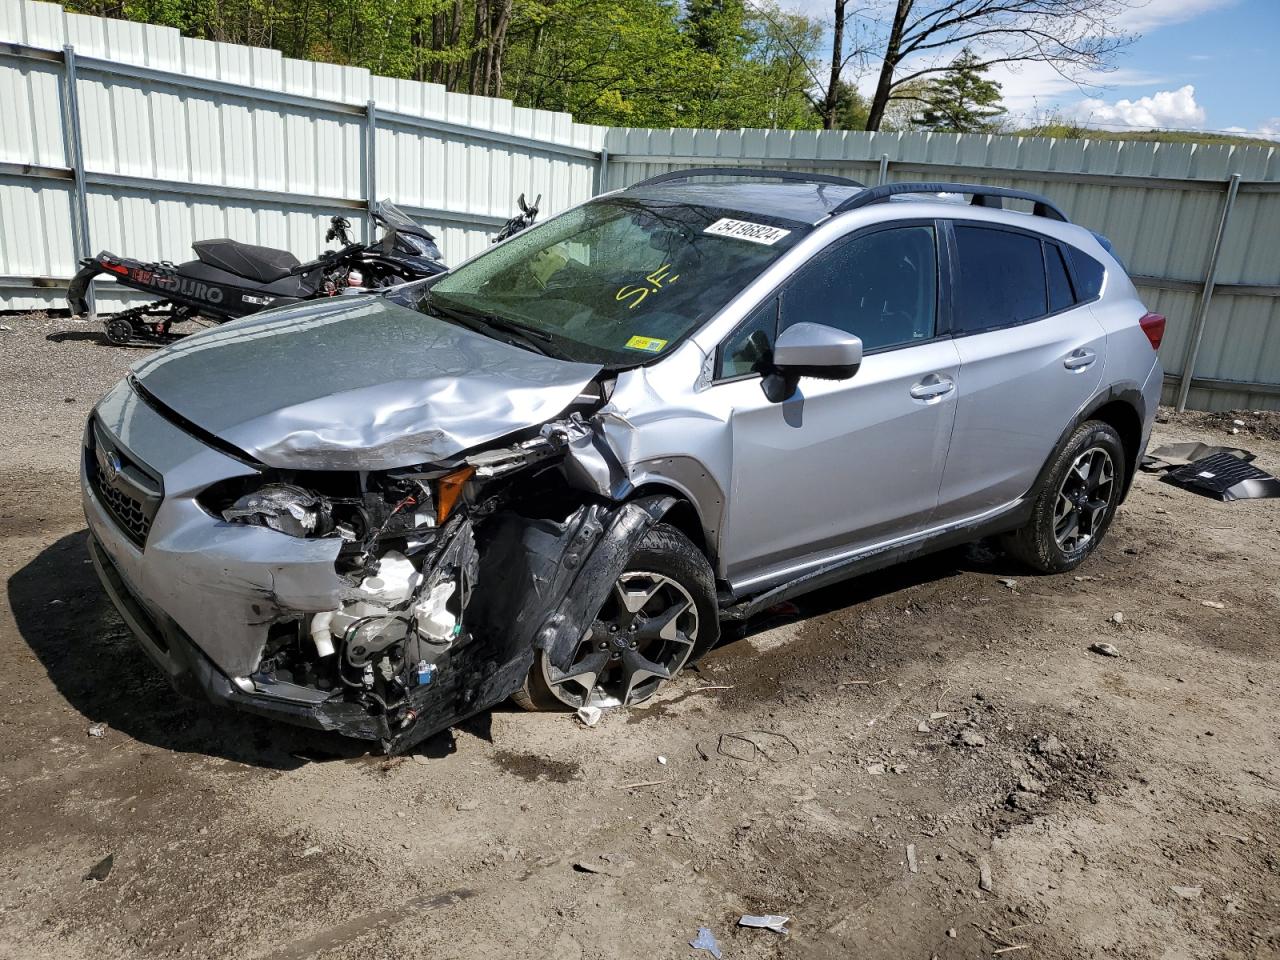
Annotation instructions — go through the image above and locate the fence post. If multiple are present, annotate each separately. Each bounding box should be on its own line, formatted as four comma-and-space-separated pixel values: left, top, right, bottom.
596, 146, 610, 195
877, 153, 889, 186
1175, 172, 1242, 412
364, 100, 378, 237
62, 44, 93, 313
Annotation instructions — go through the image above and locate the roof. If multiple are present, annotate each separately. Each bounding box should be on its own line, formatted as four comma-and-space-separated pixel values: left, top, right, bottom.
619, 181, 863, 227
617, 173, 1072, 229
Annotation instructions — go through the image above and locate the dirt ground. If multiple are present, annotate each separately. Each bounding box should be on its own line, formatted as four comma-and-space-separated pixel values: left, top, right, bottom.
1, 312, 1278, 960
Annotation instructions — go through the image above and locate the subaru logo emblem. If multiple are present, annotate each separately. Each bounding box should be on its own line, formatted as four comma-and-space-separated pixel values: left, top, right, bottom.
96, 443, 124, 485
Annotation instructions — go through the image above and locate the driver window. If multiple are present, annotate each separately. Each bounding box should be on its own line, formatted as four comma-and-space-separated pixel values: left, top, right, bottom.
780, 225, 937, 352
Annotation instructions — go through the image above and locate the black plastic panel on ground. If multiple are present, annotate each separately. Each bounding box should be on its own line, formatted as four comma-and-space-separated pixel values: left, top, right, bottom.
1164, 453, 1280, 501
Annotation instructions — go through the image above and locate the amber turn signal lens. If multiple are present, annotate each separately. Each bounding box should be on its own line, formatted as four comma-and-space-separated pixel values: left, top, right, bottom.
436, 466, 475, 524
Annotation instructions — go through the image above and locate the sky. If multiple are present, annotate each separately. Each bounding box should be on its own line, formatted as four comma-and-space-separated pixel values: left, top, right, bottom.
783, 0, 1280, 137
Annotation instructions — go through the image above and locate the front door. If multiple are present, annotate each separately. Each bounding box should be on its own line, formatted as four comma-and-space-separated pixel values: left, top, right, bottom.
714, 222, 962, 592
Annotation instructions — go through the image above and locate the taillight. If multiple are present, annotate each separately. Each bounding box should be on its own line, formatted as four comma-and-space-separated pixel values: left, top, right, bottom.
1139, 312, 1165, 350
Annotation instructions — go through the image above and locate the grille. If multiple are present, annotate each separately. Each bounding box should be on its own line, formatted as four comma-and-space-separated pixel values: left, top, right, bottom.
86, 418, 163, 549
94, 477, 152, 544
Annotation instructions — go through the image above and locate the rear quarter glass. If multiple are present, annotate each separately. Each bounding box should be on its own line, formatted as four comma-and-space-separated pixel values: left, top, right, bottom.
1067, 246, 1106, 300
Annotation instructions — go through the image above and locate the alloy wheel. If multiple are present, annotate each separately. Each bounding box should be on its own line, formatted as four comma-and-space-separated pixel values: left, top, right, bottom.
539, 570, 700, 709
1054, 446, 1116, 553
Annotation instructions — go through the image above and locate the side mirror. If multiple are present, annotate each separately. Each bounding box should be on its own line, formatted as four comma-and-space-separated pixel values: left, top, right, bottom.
763, 323, 862, 402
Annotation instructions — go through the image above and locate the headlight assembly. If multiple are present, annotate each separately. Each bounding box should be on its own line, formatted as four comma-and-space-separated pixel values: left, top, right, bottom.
222, 483, 332, 537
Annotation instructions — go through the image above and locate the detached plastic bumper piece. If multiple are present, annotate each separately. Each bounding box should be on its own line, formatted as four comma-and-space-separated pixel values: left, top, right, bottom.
1164, 452, 1280, 501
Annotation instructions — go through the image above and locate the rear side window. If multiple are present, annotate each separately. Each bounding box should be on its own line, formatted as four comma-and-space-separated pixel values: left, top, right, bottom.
780, 225, 938, 352
1045, 242, 1075, 313
1067, 247, 1106, 300
952, 226, 1046, 334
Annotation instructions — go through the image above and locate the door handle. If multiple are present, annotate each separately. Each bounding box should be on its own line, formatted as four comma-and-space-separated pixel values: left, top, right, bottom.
1064, 348, 1097, 371
909, 377, 955, 400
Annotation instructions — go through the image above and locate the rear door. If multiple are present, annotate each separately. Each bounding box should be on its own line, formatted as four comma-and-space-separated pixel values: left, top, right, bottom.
934, 222, 1107, 523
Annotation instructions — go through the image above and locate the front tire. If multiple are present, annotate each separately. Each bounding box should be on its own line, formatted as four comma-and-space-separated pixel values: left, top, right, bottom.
512, 523, 718, 712
1003, 420, 1126, 573
104, 317, 134, 346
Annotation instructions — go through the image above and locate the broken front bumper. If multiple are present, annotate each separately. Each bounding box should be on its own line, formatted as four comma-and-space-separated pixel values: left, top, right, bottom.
82, 378, 390, 737
87, 533, 383, 737
82, 378, 678, 751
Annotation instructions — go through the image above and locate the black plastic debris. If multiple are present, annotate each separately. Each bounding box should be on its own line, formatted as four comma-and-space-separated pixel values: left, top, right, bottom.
1164, 452, 1280, 501
84, 853, 114, 882
1141, 442, 1255, 472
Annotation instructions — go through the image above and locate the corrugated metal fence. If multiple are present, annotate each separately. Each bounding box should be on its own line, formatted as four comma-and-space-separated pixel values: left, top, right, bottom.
3, 0, 1279, 412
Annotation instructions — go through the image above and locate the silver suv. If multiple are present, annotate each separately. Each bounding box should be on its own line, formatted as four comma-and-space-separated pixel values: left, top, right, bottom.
82, 170, 1165, 751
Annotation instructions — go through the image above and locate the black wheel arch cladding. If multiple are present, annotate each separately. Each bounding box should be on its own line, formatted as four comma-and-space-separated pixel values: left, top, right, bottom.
383, 493, 680, 753
1033, 386, 1145, 503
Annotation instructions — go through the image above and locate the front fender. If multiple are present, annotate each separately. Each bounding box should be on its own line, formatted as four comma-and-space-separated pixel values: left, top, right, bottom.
386, 494, 677, 753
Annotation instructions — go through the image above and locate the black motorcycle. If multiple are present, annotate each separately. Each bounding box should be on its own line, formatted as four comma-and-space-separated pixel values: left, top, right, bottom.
69, 200, 447, 346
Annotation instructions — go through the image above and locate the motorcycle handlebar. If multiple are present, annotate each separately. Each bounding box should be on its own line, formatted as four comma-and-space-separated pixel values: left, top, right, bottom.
292, 242, 366, 275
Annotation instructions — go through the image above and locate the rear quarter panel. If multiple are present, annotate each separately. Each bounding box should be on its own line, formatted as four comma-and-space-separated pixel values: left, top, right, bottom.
1088, 250, 1163, 445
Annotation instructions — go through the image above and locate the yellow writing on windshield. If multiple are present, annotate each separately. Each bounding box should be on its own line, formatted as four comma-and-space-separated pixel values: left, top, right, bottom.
616, 264, 680, 310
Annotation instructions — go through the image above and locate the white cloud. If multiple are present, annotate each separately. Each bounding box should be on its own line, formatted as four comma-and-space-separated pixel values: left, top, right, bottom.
1114, 0, 1239, 33
979, 62, 1167, 118
1222, 121, 1280, 141
1061, 84, 1207, 130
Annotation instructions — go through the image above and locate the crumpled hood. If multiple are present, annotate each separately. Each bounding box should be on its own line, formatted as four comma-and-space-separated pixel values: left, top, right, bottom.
129, 296, 602, 470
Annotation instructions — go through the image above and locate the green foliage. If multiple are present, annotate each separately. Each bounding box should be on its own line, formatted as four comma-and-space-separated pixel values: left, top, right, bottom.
820, 78, 869, 131
911, 49, 1004, 133
62, 0, 824, 129
1011, 122, 1274, 148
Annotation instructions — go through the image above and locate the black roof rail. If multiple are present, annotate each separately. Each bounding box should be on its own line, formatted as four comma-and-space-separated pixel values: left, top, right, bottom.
633, 167, 865, 189
830, 181, 1069, 222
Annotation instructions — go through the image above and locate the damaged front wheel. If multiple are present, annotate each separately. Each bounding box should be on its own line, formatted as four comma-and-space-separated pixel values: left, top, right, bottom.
512, 524, 718, 712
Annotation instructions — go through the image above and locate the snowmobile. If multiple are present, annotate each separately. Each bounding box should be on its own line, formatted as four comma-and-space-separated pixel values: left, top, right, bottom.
68, 201, 447, 346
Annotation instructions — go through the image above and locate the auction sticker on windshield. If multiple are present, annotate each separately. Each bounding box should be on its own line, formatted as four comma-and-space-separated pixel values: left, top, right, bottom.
625, 335, 668, 353
703, 218, 791, 245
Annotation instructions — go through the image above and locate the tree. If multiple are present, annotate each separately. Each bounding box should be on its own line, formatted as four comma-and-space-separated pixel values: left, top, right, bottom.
816, 78, 869, 130
878, 77, 929, 130
859, 0, 1134, 132
911, 49, 1004, 132
62, 0, 827, 128
812, 0, 874, 130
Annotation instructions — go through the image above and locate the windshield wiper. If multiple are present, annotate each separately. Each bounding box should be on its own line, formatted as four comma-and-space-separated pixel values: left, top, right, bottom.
426, 298, 559, 358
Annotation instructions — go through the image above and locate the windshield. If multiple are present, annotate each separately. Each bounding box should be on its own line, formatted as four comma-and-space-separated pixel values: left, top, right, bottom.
424, 197, 804, 365
375, 200, 418, 228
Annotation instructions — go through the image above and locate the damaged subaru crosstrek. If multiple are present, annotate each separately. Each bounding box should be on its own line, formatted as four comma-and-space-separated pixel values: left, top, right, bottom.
83, 170, 1165, 752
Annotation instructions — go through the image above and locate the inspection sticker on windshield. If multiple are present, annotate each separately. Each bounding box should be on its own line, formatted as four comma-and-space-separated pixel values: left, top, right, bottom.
625, 335, 668, 353
703, 218, 791, 246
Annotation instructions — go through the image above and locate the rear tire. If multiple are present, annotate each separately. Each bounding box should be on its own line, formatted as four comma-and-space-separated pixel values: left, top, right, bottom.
1002, 420, 1126, 574
513, 522, 718, 712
